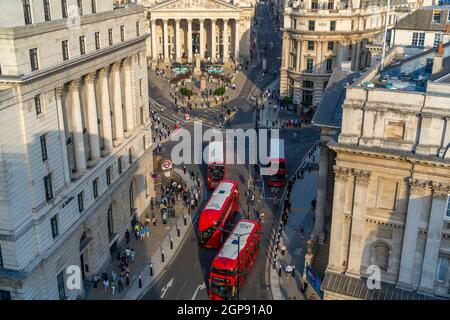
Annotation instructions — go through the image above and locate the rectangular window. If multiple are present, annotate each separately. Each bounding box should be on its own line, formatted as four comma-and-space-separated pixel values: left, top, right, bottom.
326, 58, 333, 72
120, 25, 125, 42
57, 272, 65, 300
328, 1, 334, 9
307, 41, 314, 51
330, 21, 336, 31
418, 33, 425, 47
136, 21, 140, 37
95, 32, 100, 50
128, 148, 133, 164
0, 244, 3, 268
303, 80, 314, 88
139, 79, 143, 97
140, 107, 144, 125
23, 0, 32, 25
35, 95, 42, 115
327, 41, 334, 51
412, 32, 425, 47
43, 0, 51, 21
61, 0, 68, 18
40, 134, 48, 162
309, 20, 315, 31
77, 0, 83, 15
311, 0, 318, 9
434, 33, 443, 48
91, 0, 96, 13
306, 58, 314, 72
62, 40, 69, 61
433, 10, 441, 23
78, 192, 84, 212
30, 48, 39, 71
51, 215, 58, 238
108, 28, 113, 46
93, 178, 98, 199
118, 157, 122, 174
44, 174, 53, 202
79, 36, 85, 55
436, 256, 448, 283
106, 167, 111, 186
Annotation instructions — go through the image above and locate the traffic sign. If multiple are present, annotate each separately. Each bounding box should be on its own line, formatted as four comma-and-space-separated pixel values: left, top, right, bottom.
161, 160, 173, 171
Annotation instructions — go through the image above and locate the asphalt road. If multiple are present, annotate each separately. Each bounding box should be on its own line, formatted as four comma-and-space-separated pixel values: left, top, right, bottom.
142, 2, 319, 300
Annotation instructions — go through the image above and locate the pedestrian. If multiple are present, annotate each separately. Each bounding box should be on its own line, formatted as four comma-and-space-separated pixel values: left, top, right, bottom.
92, 274, 100, 288
311, 199, 317, 212
150, 197, 154, 211
111, 270, 117, 283
278, 264, 282, 277
285, 265, 293, 279
103, 278, 110, 294
134, 224, 140, 240
303, 281, 309, 293
111, 280, 116, 295
152, 215, 157, 227
140, 226, 145, 240
101, 270, 108, 282
292, 265, 296, 278
125, 229, 130, 244
118, 275, 124, 293
130, 248, 136, 262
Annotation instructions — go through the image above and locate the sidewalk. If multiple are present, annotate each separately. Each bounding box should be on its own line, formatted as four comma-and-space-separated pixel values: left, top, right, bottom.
269, 147, 321, 300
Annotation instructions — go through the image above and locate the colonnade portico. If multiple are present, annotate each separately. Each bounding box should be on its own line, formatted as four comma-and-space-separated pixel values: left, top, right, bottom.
150, 17, 240, 63
57, 57, 136, 178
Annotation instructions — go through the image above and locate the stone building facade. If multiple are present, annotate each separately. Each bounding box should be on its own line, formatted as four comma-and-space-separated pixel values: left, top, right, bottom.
141, 0, 256, 66
0, 1, 154, 299
279, 0, 414, 109
317, 43, 450, 299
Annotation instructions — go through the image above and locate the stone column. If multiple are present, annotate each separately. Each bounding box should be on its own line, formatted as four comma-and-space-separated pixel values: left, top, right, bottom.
151, 19, 157, 61
69, 80, 87, 174
112, 62, 124, 141
337, 41, 349, 69
418, 183, 449, 294
175, 19, 181, 60
296, 39, 302, 72
281, 35, 289, 69
199, 19, 205, 59
234, 19, 240, 61
312, 144, 328, 243
351, 41, 357, 70
327, 166, 350, 272
85, 72, 101, 161
187, 19, 193, 62
355, 41, 361, 71
210, 19, 216, 62
397, 179, 429, 290
222, 19, 229, 61
346, 169, 371, 277
123, 57, 134, 134
98, 67, 113, 153
315, 41, 322, 73
163, 19, 169, 62
55, 86, 71, 185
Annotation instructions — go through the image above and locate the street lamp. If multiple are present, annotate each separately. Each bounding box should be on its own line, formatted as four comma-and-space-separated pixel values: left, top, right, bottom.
213, 224, 262, 300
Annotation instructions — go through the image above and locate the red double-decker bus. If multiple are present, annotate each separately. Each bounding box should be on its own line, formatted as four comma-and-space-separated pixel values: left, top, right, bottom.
207, 141, 225, 189
208, 219, 261, 300
267, 138, 286, 187
198, 180, 239, 248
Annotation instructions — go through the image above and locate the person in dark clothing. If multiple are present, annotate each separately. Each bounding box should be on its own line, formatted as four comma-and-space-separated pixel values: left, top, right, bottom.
311, 199, 317, 212
125, 229, 130, 244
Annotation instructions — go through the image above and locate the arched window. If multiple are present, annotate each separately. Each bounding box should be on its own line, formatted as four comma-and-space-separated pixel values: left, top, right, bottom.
107, 204, 114, 239
372, 242, 390, 272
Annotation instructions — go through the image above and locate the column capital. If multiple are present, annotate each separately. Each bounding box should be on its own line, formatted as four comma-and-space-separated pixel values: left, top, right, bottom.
123, 57, 132, 66
333, 165, 350, 181
352, 169, 371, 185
68, 79, 81, 92
85, 72, 97, 83
111, 62, 122, 71
408, 178, 431, 194
432, 182, 450, 198
99, 66, 110, 76
55, 85, 64, 97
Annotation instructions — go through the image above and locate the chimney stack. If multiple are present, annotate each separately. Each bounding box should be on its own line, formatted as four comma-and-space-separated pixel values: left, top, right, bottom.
432, 42, 444, 75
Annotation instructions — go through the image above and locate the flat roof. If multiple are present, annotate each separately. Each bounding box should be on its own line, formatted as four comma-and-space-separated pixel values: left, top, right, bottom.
204, 181, 236, 211
217, 220, 258, 260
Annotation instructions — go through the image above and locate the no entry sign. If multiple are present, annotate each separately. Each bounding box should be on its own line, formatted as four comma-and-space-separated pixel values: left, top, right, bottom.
161, 159, 173, 171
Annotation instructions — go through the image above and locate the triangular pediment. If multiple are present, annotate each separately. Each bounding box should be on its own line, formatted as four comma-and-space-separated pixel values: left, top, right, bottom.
152, 0, 240, 11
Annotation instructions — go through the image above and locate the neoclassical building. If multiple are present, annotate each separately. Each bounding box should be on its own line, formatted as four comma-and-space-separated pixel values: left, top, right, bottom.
141, 0, 256, 66
315, 43, 450, 299
279, 0, 414, 108
0, 1, 153, 299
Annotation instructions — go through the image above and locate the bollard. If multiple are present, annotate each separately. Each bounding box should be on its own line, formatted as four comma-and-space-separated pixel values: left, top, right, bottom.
162, 250, 165, 263
184, 215, 187, 226
139, 276, 142, 288
177, 225, 180, 237
150, 263, 153, 276
170, 237, 173, 250
278, 265, 282, 277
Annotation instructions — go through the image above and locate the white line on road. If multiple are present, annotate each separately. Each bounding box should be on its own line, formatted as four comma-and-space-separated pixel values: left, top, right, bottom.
191, 283, 207, 300
160, 277, 174, 299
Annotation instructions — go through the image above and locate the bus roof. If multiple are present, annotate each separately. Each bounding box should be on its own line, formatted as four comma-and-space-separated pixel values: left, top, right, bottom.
217, 220, 259, 261
204, 181, 236, 211
207, 141, 224, 164
198, 180, 238, 231
270, 138, 285, 160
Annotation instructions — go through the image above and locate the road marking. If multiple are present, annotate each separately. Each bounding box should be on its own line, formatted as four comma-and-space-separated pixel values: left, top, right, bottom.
160, 277, 174, 299
176, 278, 189, 300
191, 282, 207, 300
